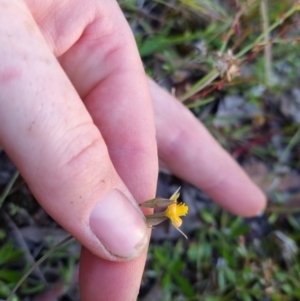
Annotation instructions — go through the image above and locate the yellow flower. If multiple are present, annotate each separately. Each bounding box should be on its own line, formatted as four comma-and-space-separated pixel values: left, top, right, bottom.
141, 187, 189, 239
165, 202, 188, 228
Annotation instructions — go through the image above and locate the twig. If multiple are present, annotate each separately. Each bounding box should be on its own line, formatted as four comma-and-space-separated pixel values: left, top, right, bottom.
260, 0, 273, 86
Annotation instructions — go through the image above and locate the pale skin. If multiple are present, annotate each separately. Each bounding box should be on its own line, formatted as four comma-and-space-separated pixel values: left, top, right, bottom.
0, 0, 266, 300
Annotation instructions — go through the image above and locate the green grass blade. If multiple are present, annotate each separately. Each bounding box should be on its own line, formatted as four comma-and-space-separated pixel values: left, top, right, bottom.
6, 235, 73, 301
0, 171, 19, 208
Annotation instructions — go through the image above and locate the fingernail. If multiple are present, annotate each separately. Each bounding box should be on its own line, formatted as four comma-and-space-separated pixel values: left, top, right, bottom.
89, 189, 148, 259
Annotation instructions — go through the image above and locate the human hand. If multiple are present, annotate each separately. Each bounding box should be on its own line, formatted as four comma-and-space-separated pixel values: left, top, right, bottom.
80, 78, 266, 301
0, 1, 266, 300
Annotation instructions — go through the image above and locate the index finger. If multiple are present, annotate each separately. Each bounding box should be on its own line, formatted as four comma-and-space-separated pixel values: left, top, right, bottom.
149, 78, 266, 217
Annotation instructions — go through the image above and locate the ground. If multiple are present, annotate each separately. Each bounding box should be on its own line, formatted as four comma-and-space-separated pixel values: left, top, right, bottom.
1, 1, 300, 301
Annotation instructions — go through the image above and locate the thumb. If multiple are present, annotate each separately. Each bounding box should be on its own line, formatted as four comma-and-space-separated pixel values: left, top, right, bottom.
0, 5, 148, 261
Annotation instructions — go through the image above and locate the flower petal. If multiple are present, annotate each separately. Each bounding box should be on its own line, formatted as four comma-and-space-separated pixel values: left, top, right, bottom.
170, 187, 181, 201
170, 215, 182, 228
141, 197, 176, 208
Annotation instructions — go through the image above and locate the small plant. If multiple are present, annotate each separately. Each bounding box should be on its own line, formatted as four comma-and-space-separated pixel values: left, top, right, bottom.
142, 187, 189, 238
